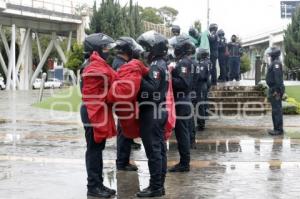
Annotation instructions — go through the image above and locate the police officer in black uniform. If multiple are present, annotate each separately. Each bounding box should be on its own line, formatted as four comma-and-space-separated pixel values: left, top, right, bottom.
168, 35, 195, 172
80, 33, 116, 198
266, 47, 285, 136
217, 29, 228, 82
228, 35, 243, 81
136, 31, 169, 197
208, 23, 219, 85
112, 37, 143, 172
195, 48, 212, 131
171, 25, 181, 36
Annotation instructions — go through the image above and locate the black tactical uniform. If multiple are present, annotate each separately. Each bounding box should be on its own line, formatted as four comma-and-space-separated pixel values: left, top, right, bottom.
208, 23, 219, 85
80, 33, 116, 198
266, 47, 285, 136
228, 35, 242, 81
217, 29, 228, 82
136, 31, 169, 198
168, 35, 195, 172
113, 37, 144, 171
195, 48, 212, 131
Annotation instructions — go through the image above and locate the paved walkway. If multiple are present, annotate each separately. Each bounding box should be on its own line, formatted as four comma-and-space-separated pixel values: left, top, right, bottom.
0, 90, 300, 198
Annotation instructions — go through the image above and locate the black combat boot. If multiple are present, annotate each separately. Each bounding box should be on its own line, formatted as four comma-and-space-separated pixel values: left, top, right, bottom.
268, 129, 284, 136
87, 186, 112, 198
117, 163, 138, 171
136, 186, 164, 198
168, 163, 190, 172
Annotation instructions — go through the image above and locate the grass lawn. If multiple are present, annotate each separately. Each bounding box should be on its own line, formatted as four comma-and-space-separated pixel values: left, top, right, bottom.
33, 85, 300, 113
32, 86, 82, 112
286, 85, 300, 102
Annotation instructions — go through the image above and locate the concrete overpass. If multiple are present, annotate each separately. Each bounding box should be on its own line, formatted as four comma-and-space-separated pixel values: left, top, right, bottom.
0, 0, 87, 90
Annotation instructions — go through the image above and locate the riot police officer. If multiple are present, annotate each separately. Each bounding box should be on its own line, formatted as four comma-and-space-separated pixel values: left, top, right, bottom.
168, 34, 195, 172
81, 33, 117, 198
228, 35, 243, 81
195, 48, 211, 131
171, 25, 181, 36
266, 47, 285, 136
136, 31, 169, 197
217, 29, 228, 82
208, 23, 219, 85
113, 37, 143, 172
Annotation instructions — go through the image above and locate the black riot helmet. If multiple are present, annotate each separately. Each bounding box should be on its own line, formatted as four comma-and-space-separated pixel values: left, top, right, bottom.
171, 25, 181, 36
84, 33, 115, 60
268, 46, 281, 60
189, 27, 199, 39
196, 48, 210, 61
209, 23, 218, 33
231, 34, 238, 42
115, 37, 144, 59
217, 29, 225, 37
137, 30, 168, 62
173, 34, 196, 59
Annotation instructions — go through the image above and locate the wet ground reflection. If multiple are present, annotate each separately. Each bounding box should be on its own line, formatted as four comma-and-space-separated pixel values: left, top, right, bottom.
0, 90, 300, 198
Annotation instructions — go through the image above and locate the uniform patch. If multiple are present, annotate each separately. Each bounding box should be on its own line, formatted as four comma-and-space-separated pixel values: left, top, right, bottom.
153, 71, 160, 79
181, 66, 187, 74
196, 66, 200, 74
200, 66, 204, 71
275, 64, 280, 69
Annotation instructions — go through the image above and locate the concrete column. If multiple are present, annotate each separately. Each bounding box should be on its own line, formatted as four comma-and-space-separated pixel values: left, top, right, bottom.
6, 24, 16, 90
77, 15, 88, 44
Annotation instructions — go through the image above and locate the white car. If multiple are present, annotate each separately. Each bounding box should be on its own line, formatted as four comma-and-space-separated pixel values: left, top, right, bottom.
45, 78, 63, 89
32, 78, 42, 89
0, 77, 5, 90
33, 78, 62, 89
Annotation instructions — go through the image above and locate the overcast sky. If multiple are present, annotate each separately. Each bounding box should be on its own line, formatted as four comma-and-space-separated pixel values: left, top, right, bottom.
85, 0, 291, 40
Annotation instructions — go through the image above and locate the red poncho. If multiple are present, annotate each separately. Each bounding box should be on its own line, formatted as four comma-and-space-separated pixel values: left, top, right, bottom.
164, 65, 176, 140
82, 52, 117, 143
107, 59, 149, 139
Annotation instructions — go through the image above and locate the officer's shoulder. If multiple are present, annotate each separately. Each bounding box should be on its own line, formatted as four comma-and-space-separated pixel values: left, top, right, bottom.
179, 57, 192, 65
151, 59, 167, 70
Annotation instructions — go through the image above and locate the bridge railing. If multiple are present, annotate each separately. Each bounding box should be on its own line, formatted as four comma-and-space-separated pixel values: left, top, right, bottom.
5, 0, 76, 15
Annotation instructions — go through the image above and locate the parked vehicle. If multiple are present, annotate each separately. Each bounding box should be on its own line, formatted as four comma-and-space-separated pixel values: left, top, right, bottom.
33, 78, 62, 89
0, 77, 5, 90
45, 78, 63, 89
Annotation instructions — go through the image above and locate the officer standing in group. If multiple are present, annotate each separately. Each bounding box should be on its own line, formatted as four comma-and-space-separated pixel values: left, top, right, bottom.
171, 25, 181, 36
80, 33, 117, 198
136, 31, 169, 197
227, 35, 243, 81
195, 48, 212, 131
112, 37, 142, 172
208, 23, 219, 85
217, 29, 228, 82
266, 47, 285, 136
169, 35, 195, 172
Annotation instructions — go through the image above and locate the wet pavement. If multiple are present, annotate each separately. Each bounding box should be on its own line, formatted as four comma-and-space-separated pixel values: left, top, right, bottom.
1, 90, 300, 198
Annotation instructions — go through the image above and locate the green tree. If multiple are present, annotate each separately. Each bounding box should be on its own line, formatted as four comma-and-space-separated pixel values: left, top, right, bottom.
89, 0, 143, 39
284, 7, 300, 76
158, 6, 178, 27
240, 54, 251, 74
140, 7, 164, 24
65, 43, 84, 73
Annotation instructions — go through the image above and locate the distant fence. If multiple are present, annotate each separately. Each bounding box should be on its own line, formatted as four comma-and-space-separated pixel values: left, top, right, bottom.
143, 21, 172, 38
5, 0, 76, 15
